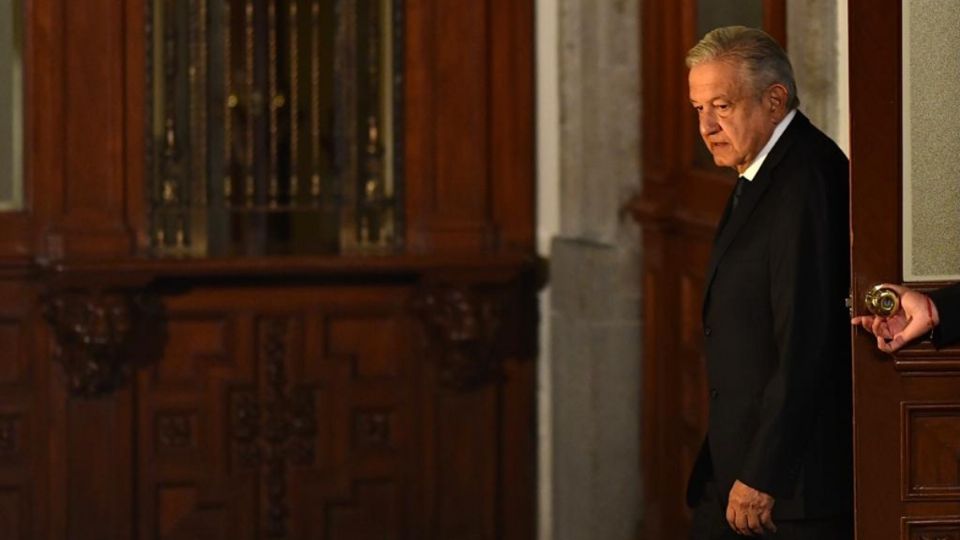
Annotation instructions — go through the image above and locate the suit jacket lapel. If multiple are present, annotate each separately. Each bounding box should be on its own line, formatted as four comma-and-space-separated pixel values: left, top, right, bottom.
701, 112, 809, 321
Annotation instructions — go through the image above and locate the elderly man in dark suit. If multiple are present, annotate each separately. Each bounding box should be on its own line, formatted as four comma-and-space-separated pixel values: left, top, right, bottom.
685, 26, 853, 539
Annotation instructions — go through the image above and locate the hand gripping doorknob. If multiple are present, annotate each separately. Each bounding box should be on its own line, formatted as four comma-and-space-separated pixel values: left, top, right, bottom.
864, 284, 901, 317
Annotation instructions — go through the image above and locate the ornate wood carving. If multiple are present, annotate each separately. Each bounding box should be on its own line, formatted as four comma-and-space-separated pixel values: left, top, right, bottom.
156, 412, 193, 449
230, 389, 261, 468
0, 414, 20, 458
355, 410, 393, 450
412, 284, 504, 391
224, 317, 318, 537
43, 290, 165, 397
260, 316, 316, 537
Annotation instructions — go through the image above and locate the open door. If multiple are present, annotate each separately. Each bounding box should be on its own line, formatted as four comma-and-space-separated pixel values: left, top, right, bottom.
850, 1, 960, 537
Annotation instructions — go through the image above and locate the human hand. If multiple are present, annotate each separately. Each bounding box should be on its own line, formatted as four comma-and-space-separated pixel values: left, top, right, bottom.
726, 479, 776, 536
850, 283, 939, 353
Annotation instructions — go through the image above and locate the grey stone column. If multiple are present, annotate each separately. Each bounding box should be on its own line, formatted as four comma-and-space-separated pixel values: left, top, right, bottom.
547, 1, 643, 539
788, 0, 843, 147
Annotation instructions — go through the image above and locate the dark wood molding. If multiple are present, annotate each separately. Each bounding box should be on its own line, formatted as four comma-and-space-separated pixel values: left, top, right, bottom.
38, 253, 538, 398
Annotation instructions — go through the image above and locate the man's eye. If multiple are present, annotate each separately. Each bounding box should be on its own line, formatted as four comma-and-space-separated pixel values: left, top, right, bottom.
716, 103, 729, 110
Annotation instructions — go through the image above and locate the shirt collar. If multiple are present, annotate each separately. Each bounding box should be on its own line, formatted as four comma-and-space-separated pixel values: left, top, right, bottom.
740, 108, 797, 181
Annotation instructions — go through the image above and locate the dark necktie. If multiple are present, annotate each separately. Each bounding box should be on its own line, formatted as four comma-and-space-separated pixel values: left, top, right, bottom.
732, 176, 747, 209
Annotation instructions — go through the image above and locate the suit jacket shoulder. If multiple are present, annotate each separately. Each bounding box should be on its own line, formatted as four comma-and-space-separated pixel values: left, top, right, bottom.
931, 282, 960, 347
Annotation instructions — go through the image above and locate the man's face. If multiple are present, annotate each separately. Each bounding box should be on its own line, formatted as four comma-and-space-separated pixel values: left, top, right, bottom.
688, 60, 778, 174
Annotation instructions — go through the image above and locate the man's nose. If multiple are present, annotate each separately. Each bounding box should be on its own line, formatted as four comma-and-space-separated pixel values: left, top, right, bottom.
700, 112, 719, 136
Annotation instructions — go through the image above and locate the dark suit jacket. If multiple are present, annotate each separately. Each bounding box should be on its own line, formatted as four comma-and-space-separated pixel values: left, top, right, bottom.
687, 111, 853, 520
931, 283, 960, 347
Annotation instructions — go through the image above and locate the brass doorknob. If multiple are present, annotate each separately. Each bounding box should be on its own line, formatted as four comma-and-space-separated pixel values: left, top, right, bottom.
864, 284, 900, 317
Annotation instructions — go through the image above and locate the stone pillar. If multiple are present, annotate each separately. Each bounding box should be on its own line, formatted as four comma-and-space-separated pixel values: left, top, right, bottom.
788, 0, 844, 150
545, 1, 643, 539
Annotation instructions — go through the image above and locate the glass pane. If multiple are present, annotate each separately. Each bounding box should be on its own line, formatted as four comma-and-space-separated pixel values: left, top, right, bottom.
902, 0, 960, 281
697, 0, 763, 41
148, 0, 402, 257
692, 0, 764, 172
0, 0, 23, 211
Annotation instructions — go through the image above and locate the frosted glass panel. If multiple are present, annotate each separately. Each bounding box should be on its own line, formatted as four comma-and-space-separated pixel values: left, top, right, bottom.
903, 0, 960, 281
697, 0, 762, 39
0, 0, 23, 211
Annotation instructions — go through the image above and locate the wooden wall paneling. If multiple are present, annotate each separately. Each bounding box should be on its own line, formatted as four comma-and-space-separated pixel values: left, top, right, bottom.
303, 293, 412, 539
66, 391, 134, 539
0, 281, 46, 540
135, 285, 419, 539
412, 276, 537, 539
136, 304, 255, 540
489, 0, 535, 253
413, 282, 498, 539
125, 0, 148, 253
27, 0, 62, 260
433, 385, 498, 538
405, 0, 493, 253
43, 285, 142, 539
498, 356, 536, 540
42, 0, 134, 260
405, 0, 534, 254
402, 0, 433, 253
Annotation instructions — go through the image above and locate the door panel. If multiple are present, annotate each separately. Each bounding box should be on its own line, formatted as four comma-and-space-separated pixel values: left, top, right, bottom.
849, 0, 960, 537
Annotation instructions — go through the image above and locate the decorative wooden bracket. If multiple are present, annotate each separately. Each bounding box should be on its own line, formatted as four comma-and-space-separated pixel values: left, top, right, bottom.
43, 290, 165, 397
412, 284, 504, 391
412, 271, 541, 393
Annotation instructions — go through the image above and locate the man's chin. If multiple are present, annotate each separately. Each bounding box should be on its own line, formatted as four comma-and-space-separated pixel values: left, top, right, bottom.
711, 155, 734, 168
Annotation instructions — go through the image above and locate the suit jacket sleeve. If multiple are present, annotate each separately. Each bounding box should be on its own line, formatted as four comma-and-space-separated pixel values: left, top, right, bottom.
930, 282, 960, 348
738, 168, 847, 496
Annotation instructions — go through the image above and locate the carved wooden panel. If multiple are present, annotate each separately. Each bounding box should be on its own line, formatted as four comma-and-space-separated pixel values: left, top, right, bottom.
153, 317, 229, 388
903, 403, 960, 500
0, 284, 44, 540
0, 319, 24, 385
137, 309, 254, 540
298, 306, 411, 539
135, 286, 420, 539
0, 489, 22, 538
903, 517, 960, 540
321, 481, 401, 539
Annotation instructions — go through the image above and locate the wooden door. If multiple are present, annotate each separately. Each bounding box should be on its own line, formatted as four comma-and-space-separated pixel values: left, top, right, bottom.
849, 0, 960, 538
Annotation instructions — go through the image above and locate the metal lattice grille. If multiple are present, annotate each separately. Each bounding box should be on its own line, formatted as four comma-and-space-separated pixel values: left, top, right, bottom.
147, 0, 403, 256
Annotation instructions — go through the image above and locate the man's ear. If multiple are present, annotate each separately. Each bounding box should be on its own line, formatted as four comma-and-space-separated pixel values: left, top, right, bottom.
767, 84, 789, 115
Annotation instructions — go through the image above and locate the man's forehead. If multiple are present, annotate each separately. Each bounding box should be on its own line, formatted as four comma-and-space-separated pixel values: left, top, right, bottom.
689, 62, 744, 100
